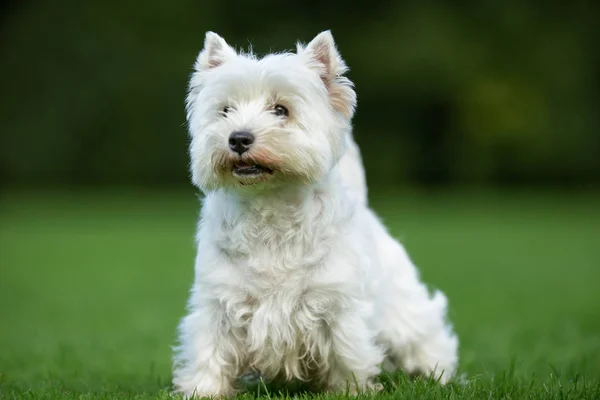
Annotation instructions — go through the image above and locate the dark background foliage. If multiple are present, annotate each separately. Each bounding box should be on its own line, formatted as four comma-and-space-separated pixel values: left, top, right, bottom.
1, 0, 598, 189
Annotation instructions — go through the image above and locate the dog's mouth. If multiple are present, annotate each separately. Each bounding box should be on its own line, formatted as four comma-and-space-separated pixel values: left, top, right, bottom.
232, 161, 274, 177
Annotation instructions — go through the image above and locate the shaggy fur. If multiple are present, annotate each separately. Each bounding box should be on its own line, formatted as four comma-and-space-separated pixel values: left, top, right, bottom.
173, 30, 458, 398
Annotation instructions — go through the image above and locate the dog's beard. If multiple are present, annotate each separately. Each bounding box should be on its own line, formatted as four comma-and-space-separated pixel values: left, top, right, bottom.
211, 148, 281, 186
208, 146, 319, 188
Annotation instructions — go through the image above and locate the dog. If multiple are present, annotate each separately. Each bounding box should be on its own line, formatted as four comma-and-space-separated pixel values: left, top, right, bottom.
172, 30, 458, 398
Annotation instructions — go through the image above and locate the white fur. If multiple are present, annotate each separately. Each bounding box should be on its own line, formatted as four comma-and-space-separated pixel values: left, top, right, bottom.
173, 31, 458, 398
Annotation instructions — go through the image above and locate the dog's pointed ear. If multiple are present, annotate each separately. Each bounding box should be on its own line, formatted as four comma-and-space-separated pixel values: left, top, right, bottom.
302, 30, 344, 78
299, 31, 357, 118
195, 31, 237, 71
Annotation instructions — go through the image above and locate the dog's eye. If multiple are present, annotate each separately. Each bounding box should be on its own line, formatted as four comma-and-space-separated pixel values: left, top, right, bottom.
222, 106, 231, 115
273, 105, 289, 117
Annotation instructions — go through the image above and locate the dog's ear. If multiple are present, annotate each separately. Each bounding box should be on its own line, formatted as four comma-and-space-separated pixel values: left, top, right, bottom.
195, 32, 237, 71
299, 30, 356, 118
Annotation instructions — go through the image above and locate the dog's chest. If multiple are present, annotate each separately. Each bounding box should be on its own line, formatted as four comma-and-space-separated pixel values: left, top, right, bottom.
210, 198, 341, 380
242, 288, 334, 382
217, 209, 331, 274
221, 272, 338, 383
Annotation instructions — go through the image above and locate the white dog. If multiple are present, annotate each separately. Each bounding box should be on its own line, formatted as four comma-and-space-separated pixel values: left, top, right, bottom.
173, 30, 458, 398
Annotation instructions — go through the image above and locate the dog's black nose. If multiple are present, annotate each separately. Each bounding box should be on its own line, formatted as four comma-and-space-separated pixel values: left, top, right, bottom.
228, 131, 254, 155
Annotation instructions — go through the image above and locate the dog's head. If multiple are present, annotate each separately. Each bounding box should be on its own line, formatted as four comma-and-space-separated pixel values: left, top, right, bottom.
186, 31, 356, 193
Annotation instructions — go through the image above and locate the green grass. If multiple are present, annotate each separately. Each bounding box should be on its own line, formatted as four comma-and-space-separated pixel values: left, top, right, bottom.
1, 189, 599, 399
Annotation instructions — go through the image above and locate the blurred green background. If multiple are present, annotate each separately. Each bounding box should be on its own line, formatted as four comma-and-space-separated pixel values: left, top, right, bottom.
1, 0, 599, 188
1, 1, 599, 398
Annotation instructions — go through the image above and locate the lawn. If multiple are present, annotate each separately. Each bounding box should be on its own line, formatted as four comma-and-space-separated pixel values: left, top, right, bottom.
1, 189, 599, 399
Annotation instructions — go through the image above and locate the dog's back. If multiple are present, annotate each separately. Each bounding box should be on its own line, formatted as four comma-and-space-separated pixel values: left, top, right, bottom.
338, 134, 368, 205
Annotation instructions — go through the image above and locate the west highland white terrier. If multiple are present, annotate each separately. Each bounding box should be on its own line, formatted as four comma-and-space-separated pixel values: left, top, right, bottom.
173, 30, 458, 398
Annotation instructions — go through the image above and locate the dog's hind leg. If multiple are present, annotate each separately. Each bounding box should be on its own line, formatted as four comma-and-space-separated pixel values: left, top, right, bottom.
377, 267, 458, 382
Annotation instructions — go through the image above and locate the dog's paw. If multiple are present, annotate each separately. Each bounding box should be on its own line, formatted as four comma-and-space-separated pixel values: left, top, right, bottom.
351, 381, 384, 395
172, 378, 234, 400
172, 389, 229, 400
366, 381, 384, 392
327, 380, 384, 396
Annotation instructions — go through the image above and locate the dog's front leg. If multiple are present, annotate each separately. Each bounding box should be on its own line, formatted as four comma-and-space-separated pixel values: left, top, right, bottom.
326, 310, 385, 394
172, 302, 241, 399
